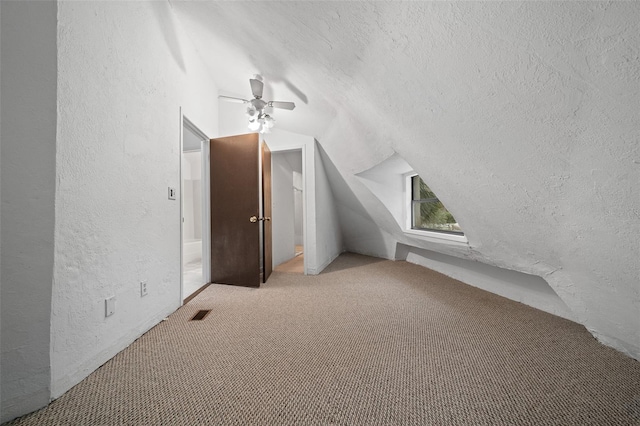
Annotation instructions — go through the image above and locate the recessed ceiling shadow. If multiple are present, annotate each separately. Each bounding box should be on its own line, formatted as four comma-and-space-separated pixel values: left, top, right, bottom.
315, 141, 374, 222
282, 79, 308, 104
151, 1, 186, 72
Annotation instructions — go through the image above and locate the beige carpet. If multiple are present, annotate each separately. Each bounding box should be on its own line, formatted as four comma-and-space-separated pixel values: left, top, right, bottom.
6, 253, 640, 425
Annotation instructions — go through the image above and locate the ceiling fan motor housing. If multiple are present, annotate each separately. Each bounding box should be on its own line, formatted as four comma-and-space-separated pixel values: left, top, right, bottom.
251, 98, 267, 110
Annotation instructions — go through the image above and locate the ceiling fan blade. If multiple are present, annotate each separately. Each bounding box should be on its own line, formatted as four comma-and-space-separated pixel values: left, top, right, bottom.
269, 101, 296, 110
249, 78, 264, 98
218, 95, 248, 104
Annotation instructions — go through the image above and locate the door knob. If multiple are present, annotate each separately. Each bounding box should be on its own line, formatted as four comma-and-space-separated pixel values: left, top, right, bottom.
250, 216, 270, 223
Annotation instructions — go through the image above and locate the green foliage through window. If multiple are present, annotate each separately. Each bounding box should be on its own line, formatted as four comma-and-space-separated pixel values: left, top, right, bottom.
411, 175, 462, 235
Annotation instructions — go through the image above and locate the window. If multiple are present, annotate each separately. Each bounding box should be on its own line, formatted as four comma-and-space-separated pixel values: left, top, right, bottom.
409, 175, 463, 235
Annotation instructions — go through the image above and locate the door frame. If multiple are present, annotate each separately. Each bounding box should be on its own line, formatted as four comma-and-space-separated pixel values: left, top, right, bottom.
179, 109, 211, 304
261, 142, 273, 283
265, 143, 308, 275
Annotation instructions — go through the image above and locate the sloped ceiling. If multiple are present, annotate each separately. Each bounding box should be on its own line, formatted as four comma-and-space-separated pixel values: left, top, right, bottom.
171, 2, 640, 358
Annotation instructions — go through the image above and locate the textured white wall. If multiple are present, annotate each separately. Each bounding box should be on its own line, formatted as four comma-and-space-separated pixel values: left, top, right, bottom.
400, 246, 574, 321
0, 2, 57, 421
177, 2, 640, 359
50, 1, 219, 399
355, 153, 413, 233
314, 142, 344, 271
315, 122, 399, 261
271, 153, 296, 266
218, 99, 250, 138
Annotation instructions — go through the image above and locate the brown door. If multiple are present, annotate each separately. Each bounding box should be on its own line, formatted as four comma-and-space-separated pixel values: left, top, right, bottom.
262, 142, 272, 283
210, 134, 261, 287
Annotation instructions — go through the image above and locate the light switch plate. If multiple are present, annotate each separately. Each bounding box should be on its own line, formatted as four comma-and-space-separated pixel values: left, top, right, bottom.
105, 296, 115, 317
168, 187, 176, 200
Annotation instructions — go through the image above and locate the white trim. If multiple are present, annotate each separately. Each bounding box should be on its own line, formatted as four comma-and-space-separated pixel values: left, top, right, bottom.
403, 172, 413, 233
404, 228, 469, 244
179, 108, 184, 305
301, 145, 308, 276
180, 110, 211, 304
403, 172, 469, 245
258, 134, 264, 275
201, 138, 211, 285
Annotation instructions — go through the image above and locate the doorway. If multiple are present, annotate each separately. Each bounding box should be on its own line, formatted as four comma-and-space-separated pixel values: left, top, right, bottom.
272, 150, 304, 274
181, 115, 210, 302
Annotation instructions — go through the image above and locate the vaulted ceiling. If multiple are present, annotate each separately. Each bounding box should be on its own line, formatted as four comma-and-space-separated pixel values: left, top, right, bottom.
171, 2, 640, 359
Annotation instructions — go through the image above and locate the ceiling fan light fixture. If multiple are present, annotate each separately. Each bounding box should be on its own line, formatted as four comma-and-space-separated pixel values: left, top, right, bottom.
251, 114, 274, 134
246, 105, 258, 119
248, 119, 261, 132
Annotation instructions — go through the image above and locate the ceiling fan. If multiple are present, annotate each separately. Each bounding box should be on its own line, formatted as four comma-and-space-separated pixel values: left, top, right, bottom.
219, 74, 295, 134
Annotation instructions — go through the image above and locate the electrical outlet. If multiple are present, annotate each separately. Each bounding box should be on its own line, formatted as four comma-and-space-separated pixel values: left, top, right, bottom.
105, 296, 116, 317
140, 281, 148, 297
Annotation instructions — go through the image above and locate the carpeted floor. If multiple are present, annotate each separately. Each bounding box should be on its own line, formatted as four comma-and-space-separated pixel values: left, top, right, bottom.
6, 253, 640, 425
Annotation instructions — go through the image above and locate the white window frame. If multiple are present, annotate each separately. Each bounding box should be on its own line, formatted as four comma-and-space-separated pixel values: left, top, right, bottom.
403, 173, 468, 244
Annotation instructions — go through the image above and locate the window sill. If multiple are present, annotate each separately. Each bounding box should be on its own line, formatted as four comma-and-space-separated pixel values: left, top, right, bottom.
404, 228, 469, 245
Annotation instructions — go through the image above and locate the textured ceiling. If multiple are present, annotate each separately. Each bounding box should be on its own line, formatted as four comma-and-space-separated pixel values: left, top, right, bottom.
171, 2, 640, 359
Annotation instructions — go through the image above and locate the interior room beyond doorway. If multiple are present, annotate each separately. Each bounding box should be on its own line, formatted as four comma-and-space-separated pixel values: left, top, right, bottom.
271, 150, 304, 273
182, 118, 209, 300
